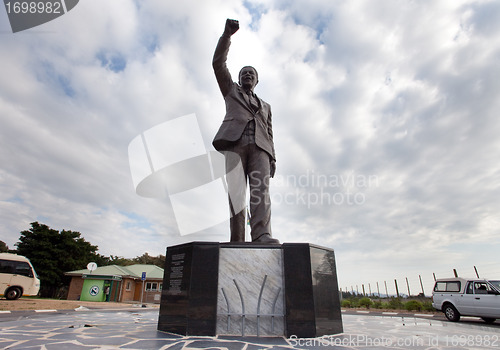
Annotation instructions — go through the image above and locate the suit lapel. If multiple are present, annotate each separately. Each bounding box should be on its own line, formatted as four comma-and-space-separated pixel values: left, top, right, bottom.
236, 85, 253, 112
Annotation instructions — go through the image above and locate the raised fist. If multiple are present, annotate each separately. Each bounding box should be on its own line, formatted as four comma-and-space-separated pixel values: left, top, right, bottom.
224, 18, 239, 36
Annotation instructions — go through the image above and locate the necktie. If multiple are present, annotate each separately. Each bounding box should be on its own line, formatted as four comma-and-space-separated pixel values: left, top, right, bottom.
247, 91, 259, 112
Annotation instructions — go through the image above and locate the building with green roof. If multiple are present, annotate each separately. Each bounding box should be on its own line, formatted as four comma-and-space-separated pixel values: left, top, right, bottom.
65, 264, 164, 303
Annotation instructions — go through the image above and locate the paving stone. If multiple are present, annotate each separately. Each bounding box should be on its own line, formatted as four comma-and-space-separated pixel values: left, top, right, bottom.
1, 309, 500, 349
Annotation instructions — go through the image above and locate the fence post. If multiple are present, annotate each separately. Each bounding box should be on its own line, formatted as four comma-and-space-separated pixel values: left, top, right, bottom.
419, 275, 425, 296
394, 279, 399, 298
406, 277, 411, 297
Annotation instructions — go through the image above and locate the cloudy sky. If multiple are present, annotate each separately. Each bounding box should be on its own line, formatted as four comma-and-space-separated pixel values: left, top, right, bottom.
1, 0, 499, 295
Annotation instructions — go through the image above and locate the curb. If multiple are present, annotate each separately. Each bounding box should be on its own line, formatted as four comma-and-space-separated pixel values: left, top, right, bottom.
0, 306, 157, 317
342, 309, 439, 319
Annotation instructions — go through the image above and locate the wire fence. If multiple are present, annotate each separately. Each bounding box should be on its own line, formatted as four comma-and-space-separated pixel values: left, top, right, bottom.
341, 263, 499, 298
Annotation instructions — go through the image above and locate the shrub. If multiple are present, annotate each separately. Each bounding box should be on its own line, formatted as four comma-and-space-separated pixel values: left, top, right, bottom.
405, 300, 423, 311
372, 301, 383, 309
422, 301, 435, 311
388, 298, 403, 309
359, 297, 373, 309
341, 300, 352, 308
349, 298, 360, 308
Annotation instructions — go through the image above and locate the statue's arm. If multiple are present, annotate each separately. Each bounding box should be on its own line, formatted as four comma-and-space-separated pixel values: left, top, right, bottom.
213, 19, 239, 97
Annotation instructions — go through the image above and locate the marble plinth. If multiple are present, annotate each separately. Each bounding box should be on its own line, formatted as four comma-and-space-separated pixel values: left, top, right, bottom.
217, 245, 285, 336
157, 242, 342, 338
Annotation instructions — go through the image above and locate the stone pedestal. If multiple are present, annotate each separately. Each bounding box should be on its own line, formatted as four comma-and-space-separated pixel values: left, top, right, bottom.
157, 242, 343, 338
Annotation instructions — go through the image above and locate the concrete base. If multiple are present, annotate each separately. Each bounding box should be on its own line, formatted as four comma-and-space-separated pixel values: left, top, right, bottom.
157, 242, 343, 338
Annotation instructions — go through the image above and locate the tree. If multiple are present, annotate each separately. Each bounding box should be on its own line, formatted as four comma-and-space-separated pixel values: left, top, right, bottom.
0, 240, 8, 253
107, 255, 134, 266
15, 222, 105, 298
133, 252, 165, 267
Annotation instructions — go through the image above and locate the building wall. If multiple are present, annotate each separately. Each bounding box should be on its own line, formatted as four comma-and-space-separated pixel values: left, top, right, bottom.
67, 277, 84, 300
133, 279, 163, 304
120, 278, 138, 302
66, 276, 162, 304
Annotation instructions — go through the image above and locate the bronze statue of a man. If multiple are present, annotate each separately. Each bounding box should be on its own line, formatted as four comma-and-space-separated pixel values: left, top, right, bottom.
212, 19, 279, 244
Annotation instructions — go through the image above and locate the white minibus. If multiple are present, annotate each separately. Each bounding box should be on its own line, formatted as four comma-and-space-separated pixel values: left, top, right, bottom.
0, 253, 40, 299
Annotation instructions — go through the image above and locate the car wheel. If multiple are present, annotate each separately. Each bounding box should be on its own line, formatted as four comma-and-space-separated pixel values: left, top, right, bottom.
5, 287, 22, 300
443, 304, 460, 322
481, 317, 496, 324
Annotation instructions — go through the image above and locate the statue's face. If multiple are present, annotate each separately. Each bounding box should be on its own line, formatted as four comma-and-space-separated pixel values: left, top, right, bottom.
239, 66, 258, 90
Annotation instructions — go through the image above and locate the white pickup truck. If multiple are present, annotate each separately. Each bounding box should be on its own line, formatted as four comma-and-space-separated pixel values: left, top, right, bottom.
432, 277, 500, 323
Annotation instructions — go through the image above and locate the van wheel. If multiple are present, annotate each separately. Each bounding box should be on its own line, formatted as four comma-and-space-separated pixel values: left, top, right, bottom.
443, 304, 460, 322
482, 317, 496, 324
5, 287, 22, 300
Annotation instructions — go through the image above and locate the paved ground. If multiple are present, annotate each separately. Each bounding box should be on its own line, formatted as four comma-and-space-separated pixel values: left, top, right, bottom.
0, 298, 151, 312
0, 308, 499, 349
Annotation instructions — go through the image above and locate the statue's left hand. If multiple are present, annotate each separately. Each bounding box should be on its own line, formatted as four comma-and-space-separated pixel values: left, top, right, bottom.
270, 160, 276, 178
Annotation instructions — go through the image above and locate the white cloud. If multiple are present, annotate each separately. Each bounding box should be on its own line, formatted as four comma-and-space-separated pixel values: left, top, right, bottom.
1, 0, 500, 295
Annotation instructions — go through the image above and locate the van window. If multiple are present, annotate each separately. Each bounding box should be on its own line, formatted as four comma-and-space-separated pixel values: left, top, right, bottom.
434, 281, 461, 292
14, 262, 34, 277
0, 259, 34, 277
0, 259, 15, 274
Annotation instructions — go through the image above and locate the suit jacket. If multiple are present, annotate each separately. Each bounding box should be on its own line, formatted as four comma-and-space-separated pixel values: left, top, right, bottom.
212, 35, 276, 161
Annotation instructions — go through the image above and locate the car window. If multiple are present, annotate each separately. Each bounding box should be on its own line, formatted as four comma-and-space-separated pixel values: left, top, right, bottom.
434, 282, 446, 292
474, 282, 491, 294
434, 281, 461, 292
489, 280, 500, 290
447, 282, 460, 292
466, 282, 474, 294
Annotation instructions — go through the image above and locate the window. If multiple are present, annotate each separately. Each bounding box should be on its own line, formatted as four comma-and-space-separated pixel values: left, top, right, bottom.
474, 282, 490, 294
126, 281, 131, 291
447, 282, 460, 292
0, 259, 33, 277
14, 262, 33, 277
434, 281, 461, 292
145, 282, 158, 291
0, 260, 14, 274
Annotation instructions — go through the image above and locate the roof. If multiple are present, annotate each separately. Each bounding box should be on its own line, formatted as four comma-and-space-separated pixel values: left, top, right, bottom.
0, 253, 31, 262
65, 264, 164, 280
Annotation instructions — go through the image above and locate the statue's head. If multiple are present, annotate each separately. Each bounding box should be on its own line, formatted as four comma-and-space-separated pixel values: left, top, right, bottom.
239, 66, 259, 91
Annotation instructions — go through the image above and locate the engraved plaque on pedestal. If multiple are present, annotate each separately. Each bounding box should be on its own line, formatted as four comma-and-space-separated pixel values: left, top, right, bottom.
158, 242, 219, 335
